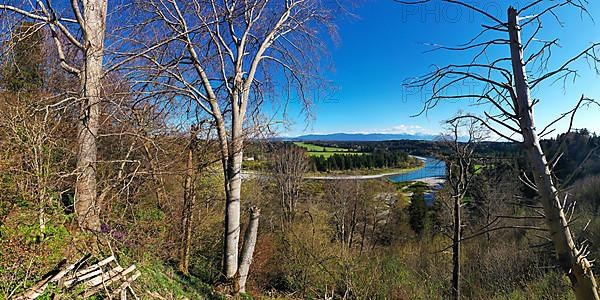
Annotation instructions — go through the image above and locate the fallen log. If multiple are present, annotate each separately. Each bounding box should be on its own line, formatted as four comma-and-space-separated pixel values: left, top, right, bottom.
12, 254, 140, 300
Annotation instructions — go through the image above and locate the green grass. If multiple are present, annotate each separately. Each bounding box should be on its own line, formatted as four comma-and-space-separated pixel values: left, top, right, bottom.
474, 164, 497, 174
474, 164, 484, 174
133, 258, 225, 300
242, 159, 268, 170
293, 142, 365, 157
497, 271, 574, 300
293, 142, 350, 152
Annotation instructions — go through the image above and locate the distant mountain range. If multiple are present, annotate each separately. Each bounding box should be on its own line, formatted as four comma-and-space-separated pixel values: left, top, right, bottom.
287, 133, 440, 142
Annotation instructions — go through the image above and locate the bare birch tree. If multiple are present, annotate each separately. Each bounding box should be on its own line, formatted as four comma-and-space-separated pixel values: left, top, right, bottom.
399, 0, 600, 298
130, 0, 340, 288
1, 0, 108, 230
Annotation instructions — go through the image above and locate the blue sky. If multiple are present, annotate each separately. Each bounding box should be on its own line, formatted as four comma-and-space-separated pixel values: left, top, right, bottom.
277, 0, 600, 138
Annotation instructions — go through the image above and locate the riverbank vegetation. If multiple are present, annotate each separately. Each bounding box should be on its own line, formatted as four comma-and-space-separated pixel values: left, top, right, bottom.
3, 127, 599, 298
1, 0, 600, 299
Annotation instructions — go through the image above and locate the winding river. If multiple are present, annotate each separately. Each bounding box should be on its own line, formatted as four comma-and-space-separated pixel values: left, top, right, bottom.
388, 157, 446, 183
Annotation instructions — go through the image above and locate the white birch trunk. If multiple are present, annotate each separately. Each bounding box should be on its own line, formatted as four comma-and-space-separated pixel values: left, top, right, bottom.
238, 206, 260, 293
222, 78, 252, 279
223, 142, 243, 278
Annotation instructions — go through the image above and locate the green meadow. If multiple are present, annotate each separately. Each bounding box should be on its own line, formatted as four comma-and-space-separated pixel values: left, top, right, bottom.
293, 142, 365, 157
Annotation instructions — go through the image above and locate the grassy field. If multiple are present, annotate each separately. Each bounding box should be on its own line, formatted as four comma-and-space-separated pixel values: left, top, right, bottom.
293, 142, 351, 152
294, 142, 365, 157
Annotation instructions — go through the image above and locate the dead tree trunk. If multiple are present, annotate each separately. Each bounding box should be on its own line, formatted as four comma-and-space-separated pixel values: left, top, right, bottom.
74, 0, 107, 231
443, 117, 481, 300
347, 190, 359, 249
238, 206, 260, 293
508, 7, 600, 299
359, 210, 368, 255
452, 195, 461, 300
179, 126, 198, 275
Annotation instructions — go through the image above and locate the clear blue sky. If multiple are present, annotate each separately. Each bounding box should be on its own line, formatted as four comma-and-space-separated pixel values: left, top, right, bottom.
277, 0, 600, 138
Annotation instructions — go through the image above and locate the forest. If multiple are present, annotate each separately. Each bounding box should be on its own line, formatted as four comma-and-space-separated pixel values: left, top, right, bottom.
1, 0, 600, 299
309, 150, 420, 172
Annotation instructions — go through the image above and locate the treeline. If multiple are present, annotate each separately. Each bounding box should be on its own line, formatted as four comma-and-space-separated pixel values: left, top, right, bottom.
310, 150, 419, 172
542, 129, 600, 182
309, 140, 521, 158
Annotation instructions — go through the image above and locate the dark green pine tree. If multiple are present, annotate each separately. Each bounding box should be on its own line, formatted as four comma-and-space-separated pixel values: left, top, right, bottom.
408, 192, 429, 236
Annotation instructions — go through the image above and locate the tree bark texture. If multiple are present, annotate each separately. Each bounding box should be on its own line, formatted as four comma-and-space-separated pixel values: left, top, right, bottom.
452, 195, 461, 300
75, 0, 107, 231
238, 206, 260, 293
222, 102, 244, 278
179, 127, 197, 275
508, 7, 600, 299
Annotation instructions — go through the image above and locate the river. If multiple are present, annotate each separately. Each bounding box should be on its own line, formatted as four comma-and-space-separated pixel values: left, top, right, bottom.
299, 156, 447, 182
389, 157, 446, 205
388, 157, 446, 182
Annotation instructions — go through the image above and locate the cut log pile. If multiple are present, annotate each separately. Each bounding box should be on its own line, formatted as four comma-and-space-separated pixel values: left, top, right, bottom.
14, 254, 140, 300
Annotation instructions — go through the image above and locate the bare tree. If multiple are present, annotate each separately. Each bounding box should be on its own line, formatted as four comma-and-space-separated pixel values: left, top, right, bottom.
179, 125, 199, 275
131, 0, 339, 288
132, 106, 171, 210
1, 0, 109, 230
440, 117, 487, 300
0, 23, 59, 236
323, 180, 390, 250
324, 180, 358, 249
399, 0, 600, 298
176, 122, 221, 274
269, 143, 309, 227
